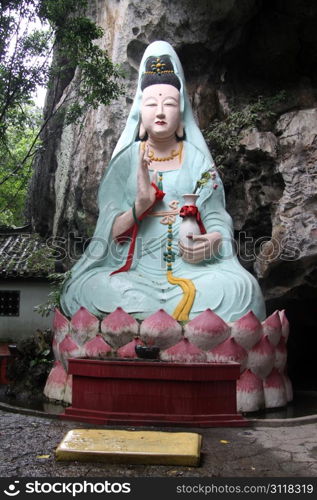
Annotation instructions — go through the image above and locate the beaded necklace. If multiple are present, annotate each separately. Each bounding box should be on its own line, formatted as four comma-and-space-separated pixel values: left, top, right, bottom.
141, 141, 183, 163
156, 171, 196, 321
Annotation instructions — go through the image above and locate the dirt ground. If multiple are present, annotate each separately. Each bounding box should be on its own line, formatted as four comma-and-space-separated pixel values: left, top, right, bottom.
1, 407, 316, 478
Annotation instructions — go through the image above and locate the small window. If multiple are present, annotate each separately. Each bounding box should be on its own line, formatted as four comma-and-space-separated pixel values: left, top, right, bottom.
0, 290, 20, 316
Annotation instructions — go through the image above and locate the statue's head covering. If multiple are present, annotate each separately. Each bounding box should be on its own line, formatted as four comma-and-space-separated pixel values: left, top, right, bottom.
141, 55, 181, 91
111, 40, 214, 165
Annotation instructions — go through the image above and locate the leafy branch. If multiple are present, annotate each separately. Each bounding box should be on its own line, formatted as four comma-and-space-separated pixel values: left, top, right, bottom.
34, 270, 71, 317
193, 170, 213, 194
204, 91, 287, 170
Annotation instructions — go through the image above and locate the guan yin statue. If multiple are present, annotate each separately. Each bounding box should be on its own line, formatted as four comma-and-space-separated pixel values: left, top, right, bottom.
45, 41, 292, 414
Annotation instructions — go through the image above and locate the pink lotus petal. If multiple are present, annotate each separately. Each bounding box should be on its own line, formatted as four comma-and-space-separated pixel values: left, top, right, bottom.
71, 307, 99, 345
282, 373, 293, 402
63, 374, 72, 404
231, 310, 262, 350
53, 308, 70, 343
160, 338, 206, 363
184, 309, 230, 350
206, 338, 247, 372
101, 307, 139, 332
101, 307, 139, 348
140, 309, 182, 349
82, 334, 112, 359
117, 338, 145, 359
59, 334, 81, 369
263, 368, 287, 408
247, 335, 275, 379
43, 361, 67, 401
279, 310, 289, 343
274, 337, 287, 373
262, 310, 282, 347
236, 369, 264, 412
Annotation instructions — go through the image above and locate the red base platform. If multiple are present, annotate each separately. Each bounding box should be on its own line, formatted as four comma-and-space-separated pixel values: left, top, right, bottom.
61, 358, 249, 427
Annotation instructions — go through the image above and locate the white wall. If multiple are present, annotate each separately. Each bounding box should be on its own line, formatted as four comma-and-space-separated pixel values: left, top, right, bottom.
0, 280, 53, 341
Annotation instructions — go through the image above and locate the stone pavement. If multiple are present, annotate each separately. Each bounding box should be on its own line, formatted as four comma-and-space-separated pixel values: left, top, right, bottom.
0, 407, 316, 477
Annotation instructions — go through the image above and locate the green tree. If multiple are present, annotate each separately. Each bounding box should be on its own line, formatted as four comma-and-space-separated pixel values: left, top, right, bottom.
0, 103, 42, 225
0, 0, 123, 226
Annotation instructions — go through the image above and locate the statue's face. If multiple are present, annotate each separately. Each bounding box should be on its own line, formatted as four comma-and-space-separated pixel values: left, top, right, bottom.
141, 84, 180, 139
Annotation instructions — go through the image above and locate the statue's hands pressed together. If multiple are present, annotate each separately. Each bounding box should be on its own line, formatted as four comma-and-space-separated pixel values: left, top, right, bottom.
179, 231, 222, 263
135, 145, 156, 215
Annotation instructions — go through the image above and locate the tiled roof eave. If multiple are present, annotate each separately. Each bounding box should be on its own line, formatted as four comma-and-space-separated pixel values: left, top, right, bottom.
0, 231, 55, 278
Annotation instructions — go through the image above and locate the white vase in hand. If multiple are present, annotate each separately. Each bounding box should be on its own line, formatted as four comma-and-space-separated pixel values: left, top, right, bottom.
178, 194, 201, 248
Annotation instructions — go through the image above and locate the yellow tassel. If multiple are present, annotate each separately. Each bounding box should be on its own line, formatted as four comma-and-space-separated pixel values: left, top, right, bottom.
167, 271, 196, 321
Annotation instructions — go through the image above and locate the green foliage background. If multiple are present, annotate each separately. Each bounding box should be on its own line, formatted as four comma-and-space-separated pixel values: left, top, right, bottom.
204, 91, 287, 171
0, 0, 123, 227
0, 105, 42, 225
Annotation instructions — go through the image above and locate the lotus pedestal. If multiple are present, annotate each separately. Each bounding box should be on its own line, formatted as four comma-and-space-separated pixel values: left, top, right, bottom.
61, 358, 249, 427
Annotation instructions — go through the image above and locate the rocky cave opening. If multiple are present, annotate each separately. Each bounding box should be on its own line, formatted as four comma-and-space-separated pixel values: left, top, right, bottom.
223, 0, 317, 393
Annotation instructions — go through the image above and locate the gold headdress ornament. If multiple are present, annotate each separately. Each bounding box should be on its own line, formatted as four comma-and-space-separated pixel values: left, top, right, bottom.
144, 57, 174, 75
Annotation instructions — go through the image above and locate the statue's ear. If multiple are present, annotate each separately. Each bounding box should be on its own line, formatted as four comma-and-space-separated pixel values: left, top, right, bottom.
139, 122, 146, 140
176, 122, 184, 139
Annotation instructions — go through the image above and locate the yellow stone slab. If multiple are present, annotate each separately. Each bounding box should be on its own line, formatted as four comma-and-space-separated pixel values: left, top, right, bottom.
55, 429, 202, 466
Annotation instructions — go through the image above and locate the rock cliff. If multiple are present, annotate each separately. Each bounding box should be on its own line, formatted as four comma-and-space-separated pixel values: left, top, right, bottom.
29, 0, 317, 382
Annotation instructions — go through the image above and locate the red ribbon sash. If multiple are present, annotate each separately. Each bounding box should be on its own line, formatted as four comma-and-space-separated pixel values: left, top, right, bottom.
179, 205, 206, 235
110, 184, 165, 275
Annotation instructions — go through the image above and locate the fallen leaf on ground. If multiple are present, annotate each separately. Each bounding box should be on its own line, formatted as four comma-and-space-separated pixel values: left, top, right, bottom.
36, 455, 50, 459
220, 440, 230, 444
167, 470, 184, 476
